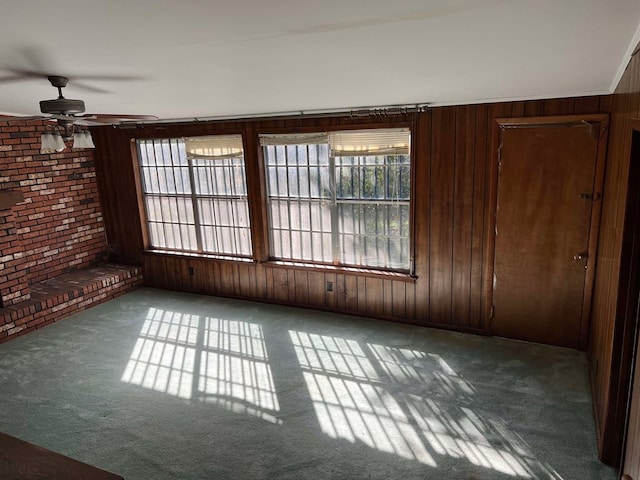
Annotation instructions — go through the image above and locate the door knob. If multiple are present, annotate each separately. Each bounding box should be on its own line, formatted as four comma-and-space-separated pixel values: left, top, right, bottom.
622, 475, 633, 480
573, 252, 588, 261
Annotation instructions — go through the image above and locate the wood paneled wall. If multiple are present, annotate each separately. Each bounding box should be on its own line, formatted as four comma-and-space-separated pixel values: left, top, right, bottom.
92, 96, 611, 336
590, 49, 640, 465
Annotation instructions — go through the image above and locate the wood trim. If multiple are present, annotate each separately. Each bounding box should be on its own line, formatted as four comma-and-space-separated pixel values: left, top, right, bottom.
485, 114, 609, 339
143, 249, 255, 263
495, 114, 609, 127
130, 139, 150, 250
242, 124, 268, 262
253, 126, 271, 263
483, 119, 502, 332
263, 260, 417, 283
580, 116, 610, 349
601, 119, 640, 465
409, 113, 419, 276
0, 190, 24, 210
0, 431, 123, 480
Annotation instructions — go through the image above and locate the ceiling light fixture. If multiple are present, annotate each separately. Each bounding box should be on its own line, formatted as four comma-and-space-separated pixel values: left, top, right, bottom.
40, 119, 95, 154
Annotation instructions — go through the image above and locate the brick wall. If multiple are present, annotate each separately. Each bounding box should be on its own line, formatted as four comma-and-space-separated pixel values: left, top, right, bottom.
0, 209, 30, 306
0, 120, 143, 342
0, 264, 143, 343
0, 120, 108, 289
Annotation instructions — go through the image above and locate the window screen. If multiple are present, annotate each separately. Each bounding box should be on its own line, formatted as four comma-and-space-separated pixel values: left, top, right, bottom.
261, 128, 411, 271
138, 135, 252, 257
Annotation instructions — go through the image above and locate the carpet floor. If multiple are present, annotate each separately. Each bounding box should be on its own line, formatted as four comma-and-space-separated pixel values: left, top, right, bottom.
0, 288, 617, 479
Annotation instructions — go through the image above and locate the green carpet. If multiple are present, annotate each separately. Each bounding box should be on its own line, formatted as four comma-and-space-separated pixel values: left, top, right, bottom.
0, 288, 616, 479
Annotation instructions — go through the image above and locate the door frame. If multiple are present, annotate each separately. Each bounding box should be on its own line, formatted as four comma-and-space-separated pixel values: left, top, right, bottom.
483, 114, 609, 348
616, 120, 640, 470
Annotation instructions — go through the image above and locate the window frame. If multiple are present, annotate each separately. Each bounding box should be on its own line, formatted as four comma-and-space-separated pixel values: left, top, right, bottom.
259, 124, 415, 275
135, 134, 254, 259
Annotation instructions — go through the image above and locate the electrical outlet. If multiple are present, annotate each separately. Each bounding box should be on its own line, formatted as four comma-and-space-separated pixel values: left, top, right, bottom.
326, 281, 333, 292
188, 266, 194, 276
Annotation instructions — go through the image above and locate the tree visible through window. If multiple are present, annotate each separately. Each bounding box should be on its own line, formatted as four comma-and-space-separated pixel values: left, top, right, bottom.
261, 128, 411, 271
137, 135, 252, 257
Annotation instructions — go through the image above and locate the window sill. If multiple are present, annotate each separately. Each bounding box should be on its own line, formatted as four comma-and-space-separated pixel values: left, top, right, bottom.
142, 251, 416, 282
263, 260, 417, 283
143, 249, 255, 264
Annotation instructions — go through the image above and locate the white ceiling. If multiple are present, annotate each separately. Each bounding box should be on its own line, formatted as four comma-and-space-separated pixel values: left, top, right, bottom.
1, 0, 640, 121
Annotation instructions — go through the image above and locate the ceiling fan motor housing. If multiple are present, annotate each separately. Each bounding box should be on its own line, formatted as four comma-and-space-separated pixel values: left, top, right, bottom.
39, 98, 86, 115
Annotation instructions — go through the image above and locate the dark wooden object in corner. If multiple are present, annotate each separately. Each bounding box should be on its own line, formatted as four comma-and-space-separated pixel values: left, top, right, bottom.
0, 432, 124, 480
0, 190, 24, 210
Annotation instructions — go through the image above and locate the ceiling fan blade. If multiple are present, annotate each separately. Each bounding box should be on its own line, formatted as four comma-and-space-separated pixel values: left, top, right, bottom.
76, 114, 158, 124
76, 118, 134, 125
73, 117, 119, 125
0, 75, 42, 84
67, 81, 112, 94
89, 114, 158, 120
0, 67, 146, 83
71, 74, 147, 82
72, 114, 157, 125
0, 65, 147, 95
0, 67, 51, 79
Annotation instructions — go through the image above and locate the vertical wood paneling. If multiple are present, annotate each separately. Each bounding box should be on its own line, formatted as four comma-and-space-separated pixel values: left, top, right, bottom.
365, 277, 384, 317
225, 265, 234, 295
599, 95, 614, 114
470, 104, 489, 329
294, 270, 309, 305
383, 280, 394, 318
95, 95, 612, 344
344, 275, 358, 312
237, 264, 252, 297
204, 260, 218, 292
573, 96, 602, 115
451, 105, 476, 326
589, 52, 640, 465
357, 276, 367, 313
523, 100, 544, 117
429, 107, 456, 325
93, 129, 145, 265
405, 283, 416, 320
543, 97, 575, 115
511, 101, 526, 117
392, 282, 406, 319
335, 273, 346, 311
413, 112, 430, 322
254, 265, 267, 299
325, 272, 337, 309
271, 268, 289, 303
307, 271, 325, 306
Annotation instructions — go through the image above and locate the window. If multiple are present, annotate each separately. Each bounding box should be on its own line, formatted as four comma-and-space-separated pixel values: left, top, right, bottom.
261, 128, 411, 271
138, 135, 252, 257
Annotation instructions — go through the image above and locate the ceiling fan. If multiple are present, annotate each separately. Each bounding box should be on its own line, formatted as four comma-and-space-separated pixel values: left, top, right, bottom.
0, 74, 157, 140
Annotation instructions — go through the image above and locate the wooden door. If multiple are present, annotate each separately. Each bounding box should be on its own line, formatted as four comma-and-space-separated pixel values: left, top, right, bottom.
489, 116, 607, 349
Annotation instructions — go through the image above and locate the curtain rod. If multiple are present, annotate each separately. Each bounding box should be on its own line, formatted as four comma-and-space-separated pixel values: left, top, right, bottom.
115, 103, 430, 129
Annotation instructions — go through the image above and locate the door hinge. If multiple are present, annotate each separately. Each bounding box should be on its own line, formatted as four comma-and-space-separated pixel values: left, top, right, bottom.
490, 305, 495, 320
579, 193, 602, 201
